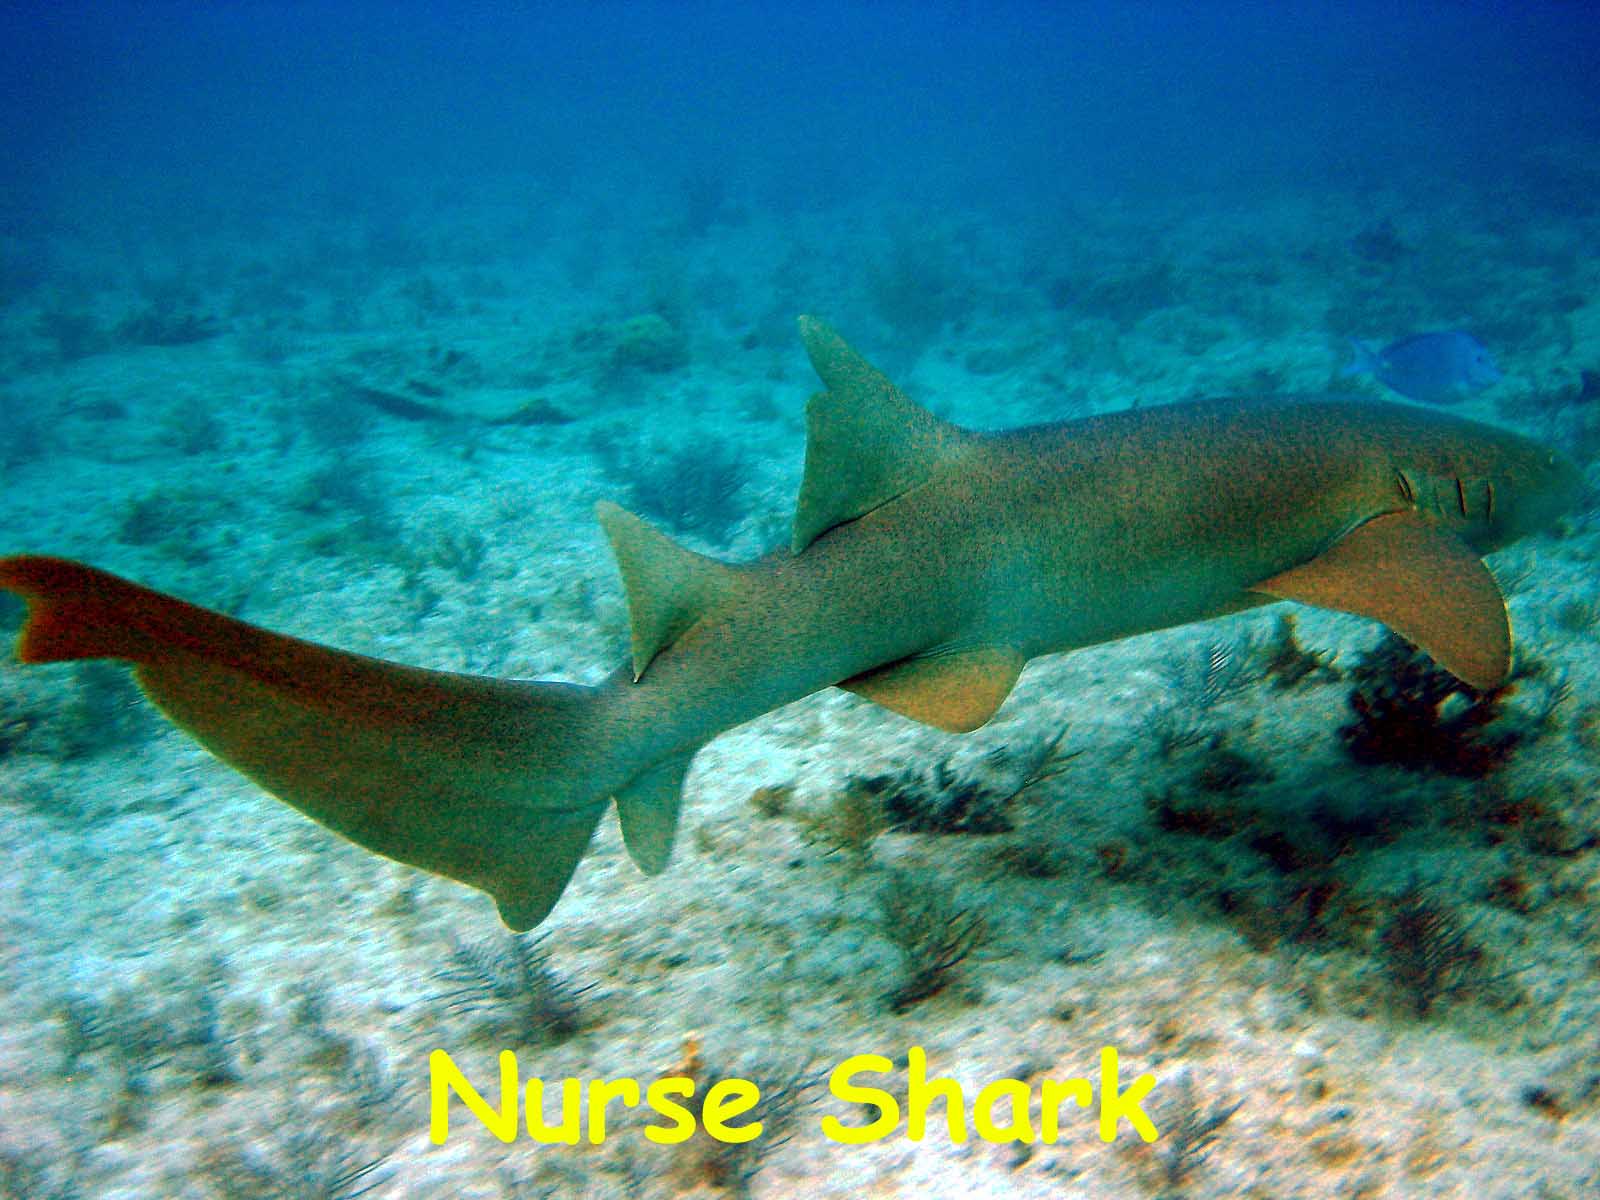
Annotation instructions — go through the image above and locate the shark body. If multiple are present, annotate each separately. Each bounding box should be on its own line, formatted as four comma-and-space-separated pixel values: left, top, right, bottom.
0, 319, 1582, 928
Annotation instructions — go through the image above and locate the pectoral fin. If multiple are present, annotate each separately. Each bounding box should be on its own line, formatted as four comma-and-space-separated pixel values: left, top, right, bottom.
840, 644, 1025, 733
1252, 511, 1510, 691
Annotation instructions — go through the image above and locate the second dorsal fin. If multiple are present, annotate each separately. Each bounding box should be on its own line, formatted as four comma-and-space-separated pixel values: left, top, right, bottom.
791, 316, 975, 553
596, 502, 744, 680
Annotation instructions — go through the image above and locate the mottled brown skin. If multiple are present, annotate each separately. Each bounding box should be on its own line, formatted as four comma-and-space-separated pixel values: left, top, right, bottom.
0, 320, 1581, 929
603, 394, 1577, 766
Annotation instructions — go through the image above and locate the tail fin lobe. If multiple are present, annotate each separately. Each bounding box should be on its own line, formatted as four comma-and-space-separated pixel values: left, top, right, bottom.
0, 554, 609, 930
0, 554, 178, 664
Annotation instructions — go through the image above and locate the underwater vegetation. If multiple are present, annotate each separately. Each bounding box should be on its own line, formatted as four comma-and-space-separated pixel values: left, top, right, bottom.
1141, 633, 1275, 759
432, 932, 591, 1046
34, 304, 107, 363
116, 305, 222, 349
857, 760, 1016, 836
25, 661, 150, 765
865, 223, 981, 342
1376, 889, 1499, 1018
33, 297, 222, 363
1050, 259, 1181, 329
291, 459, 402, 560
668, 1045, 822, 1199
589, 424, 751, 542
798, 775, 890, 867
572, 312, 691, 376
1349, 219, 1413, 267
876, 871, 990, 1014
798, 728, 1077, 869
1341, 635, 1551, 777
48, 957, 243, 1150
1087, 598, 1591, 1034
625, 439, 750, 542
201, 1126, 391, 1200
0, 1150, 85, 1200
1256, 613, 1341, 690
1139, 1072, 1243, 1197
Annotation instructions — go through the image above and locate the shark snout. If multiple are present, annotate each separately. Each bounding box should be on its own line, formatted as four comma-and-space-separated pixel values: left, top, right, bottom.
1519, 446, 1587, 536
1554, 450, 1589, 517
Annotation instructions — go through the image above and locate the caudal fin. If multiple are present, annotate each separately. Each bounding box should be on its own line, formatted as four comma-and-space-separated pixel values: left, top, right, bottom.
0, 555, 606, 930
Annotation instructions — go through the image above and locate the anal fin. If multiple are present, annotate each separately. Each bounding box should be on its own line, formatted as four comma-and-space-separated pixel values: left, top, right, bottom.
840, 644, 1024, 733
1252, 510, 1510, 691
614, 751, 695, 874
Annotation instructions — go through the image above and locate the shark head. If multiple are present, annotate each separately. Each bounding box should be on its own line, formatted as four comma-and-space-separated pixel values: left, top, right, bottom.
1393, 422, 1586, 554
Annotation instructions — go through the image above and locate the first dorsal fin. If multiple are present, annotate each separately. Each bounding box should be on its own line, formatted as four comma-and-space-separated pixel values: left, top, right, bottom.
1252, 510, 1511, 691
596, 502, 745, 680
791, 316, 975, 553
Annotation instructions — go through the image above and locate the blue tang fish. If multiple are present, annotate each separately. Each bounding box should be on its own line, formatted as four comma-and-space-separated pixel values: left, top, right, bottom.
1344, 331, 1501, 405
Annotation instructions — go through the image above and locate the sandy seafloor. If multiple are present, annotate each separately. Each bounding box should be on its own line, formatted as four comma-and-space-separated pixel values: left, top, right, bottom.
1, 165, 1598, 1200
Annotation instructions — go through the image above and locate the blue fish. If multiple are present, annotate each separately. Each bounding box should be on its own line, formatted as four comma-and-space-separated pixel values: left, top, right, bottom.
1344, 331, 1502, 405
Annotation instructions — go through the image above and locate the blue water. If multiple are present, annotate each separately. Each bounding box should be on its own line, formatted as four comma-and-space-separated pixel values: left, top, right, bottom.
5, 3, 1598, 231
1, 3, 1596, 1196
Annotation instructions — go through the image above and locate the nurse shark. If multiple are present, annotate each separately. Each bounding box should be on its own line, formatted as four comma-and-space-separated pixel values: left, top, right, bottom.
0, 318, 1582, 929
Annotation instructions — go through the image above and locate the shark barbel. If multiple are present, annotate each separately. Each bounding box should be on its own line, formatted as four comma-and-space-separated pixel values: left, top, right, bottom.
0, 318, 1582, 928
